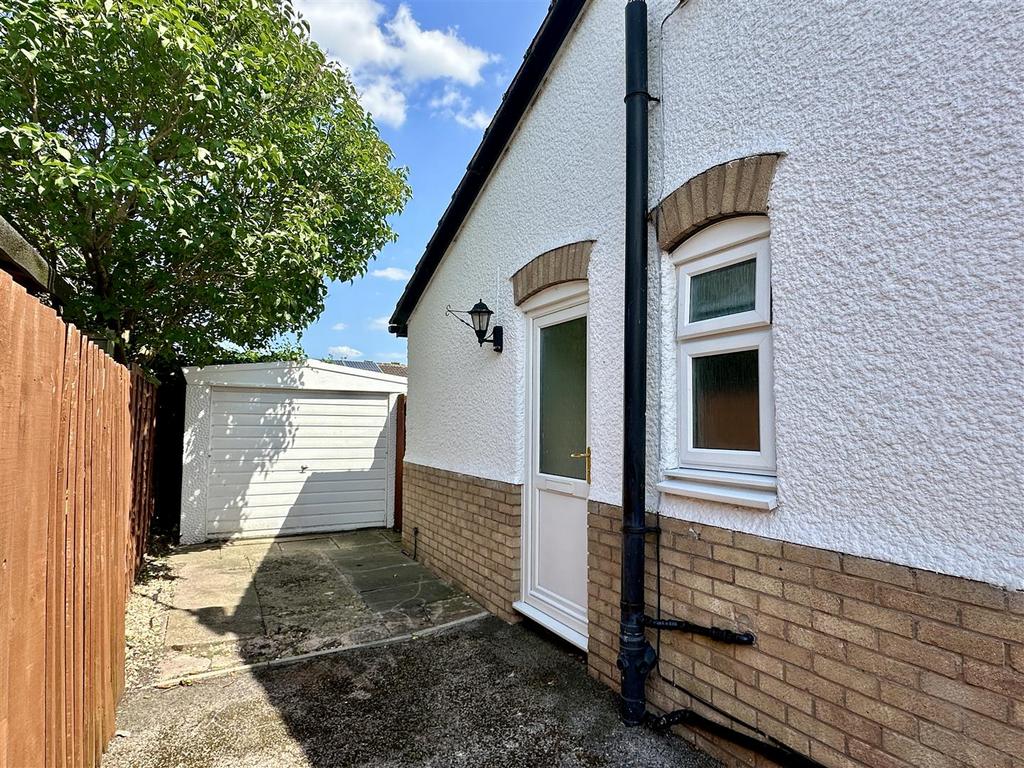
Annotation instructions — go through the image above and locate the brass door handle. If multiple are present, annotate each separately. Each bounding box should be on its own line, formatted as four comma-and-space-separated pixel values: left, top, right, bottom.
569, 447, 591, 484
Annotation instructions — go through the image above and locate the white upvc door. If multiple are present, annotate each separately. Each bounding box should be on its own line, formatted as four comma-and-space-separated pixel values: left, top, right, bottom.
515, 290, 590, 650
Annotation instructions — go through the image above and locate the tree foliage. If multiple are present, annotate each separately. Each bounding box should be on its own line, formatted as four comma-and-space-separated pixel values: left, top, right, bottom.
212, 339, 307, 365
0, 0, 410, 365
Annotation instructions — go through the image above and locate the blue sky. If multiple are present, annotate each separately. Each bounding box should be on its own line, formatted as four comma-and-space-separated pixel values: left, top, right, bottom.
294, 0, 549, 364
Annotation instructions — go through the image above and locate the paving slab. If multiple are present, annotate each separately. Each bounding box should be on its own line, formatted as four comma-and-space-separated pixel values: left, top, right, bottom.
152, 529, 485, 681
324, 544, 409, 569
256, 584, 359, 618
171, 576, 261, 611
361, 579, 459, 613
250, 560, 338, 590
276, 537, 342, 554
329, 529, 397, 549
165, 607, 265, 647
346, 561, 431, 591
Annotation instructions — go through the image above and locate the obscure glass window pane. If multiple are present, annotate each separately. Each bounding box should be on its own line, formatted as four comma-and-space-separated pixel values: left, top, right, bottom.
689, 259, 756, 322
539, 316, 587, 479
692, 350, 759, 451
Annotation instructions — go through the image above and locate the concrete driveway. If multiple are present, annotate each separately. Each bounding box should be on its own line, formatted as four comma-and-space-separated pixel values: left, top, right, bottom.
105, 616, 720, 768
107, 530, 719, 768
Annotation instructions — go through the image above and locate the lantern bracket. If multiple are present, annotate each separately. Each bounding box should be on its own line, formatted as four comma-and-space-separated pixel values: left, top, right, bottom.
445, 302, 503, 353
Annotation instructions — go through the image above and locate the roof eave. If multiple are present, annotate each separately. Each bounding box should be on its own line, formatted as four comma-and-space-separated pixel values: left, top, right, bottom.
388, 0, 588, 337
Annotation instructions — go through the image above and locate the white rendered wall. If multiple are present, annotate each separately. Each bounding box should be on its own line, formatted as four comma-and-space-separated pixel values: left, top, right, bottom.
405, 0, 627, 485
405, 0, 1024, 589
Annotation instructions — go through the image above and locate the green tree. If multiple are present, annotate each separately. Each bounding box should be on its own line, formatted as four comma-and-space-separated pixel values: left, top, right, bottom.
0, 0, 409, 366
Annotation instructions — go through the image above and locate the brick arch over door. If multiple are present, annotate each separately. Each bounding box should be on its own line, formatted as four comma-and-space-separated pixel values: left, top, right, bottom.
655, 154, 781, 252
511, 240, 593, 305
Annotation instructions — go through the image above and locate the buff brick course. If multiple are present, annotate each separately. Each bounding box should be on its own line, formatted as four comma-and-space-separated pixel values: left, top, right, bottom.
401, 462, 521, 622
586, 502, 1024, 768
510, 240, 593, 305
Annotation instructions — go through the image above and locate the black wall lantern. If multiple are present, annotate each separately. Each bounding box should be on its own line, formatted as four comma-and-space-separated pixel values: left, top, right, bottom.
446, 300, 503, 353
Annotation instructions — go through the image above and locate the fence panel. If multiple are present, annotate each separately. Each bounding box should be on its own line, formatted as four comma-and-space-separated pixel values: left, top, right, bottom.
0, 270, 157, 768
127, 366, 157, 581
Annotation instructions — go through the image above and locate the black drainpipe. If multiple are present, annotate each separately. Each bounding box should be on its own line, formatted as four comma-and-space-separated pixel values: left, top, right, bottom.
619, 0, 753, 725
618, 0, 657, 727
616, 4, 829, 765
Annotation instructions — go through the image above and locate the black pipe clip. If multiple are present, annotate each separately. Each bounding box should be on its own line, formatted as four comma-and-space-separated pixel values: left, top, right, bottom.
620, 524, 660, 535
643, 615, 756, 645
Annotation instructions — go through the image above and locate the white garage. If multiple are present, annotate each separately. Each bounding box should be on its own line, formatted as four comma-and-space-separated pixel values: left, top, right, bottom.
179, 360, 407, 545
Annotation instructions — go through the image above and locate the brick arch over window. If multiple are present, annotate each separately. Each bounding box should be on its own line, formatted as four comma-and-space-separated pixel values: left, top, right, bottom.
655, 154, 781, 252
511, 240, 593, 305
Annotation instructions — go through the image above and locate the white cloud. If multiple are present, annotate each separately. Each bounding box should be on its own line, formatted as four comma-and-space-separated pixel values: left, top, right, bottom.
369, 316, 391, 331
328, 345, 363, 358
429, 85, 469, 111
295, 0, 497, 128
371, 266, 412, 281
331, 322, 348, 331
455, 109, 492, 130
428, 86, 491, 131
428, 85, 492, 131
386, 5, 495, 85
356, 76, 407, 128
295, 0, 396, 70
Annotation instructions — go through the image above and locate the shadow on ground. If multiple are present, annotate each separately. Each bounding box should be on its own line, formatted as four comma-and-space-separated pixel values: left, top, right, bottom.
104, 616, 719, 768
113, 528, 490, 768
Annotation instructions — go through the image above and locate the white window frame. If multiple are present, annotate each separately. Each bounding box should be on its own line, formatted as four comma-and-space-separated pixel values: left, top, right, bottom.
677, 235, 770, 339
666, 216, 776, 501
678, 328, 775, 472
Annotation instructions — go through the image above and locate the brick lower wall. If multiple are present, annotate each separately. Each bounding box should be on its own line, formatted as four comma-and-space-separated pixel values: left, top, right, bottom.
401, 462, 522, 622
588, 501, 1024, 768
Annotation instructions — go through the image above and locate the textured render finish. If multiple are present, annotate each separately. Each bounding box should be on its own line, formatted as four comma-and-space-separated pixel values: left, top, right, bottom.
401, 463, 522, 622
179, 361, 406, 545
652, 0, 1024, 589
654, 155, 779, 252
511, 240, 593, 305
405, 0, 1024, 588
588, 503, 1024, 768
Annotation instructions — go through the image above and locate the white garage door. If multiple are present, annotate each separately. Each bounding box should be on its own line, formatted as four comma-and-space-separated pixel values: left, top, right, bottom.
205, 387, 389, 539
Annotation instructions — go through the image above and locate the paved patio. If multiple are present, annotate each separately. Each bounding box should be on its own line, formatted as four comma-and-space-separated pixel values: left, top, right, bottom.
154, 530, 485, 683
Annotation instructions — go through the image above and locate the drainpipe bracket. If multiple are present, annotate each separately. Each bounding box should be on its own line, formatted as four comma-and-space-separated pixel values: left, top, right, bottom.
621, 524, 660, 535
643, 615, 756, 645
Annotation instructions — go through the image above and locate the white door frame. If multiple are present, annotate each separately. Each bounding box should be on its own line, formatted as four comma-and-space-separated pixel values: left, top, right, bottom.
514, 281, 590, 649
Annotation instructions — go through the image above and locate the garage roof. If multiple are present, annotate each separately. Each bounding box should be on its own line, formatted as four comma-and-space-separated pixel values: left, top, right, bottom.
182, 359, 407, 393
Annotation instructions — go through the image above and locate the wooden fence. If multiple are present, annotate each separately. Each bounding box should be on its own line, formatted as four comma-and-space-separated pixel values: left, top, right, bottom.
1, 270, 157, 768
127, 367, 157, 580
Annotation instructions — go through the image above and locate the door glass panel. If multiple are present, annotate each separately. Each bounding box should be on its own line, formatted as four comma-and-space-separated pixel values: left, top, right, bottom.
539, 316, 587, 479
689, 258, 756, 322
692, 349, 760, 451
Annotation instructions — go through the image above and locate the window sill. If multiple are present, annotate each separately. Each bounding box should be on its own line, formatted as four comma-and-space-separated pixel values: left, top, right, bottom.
657, 468, 778, 510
